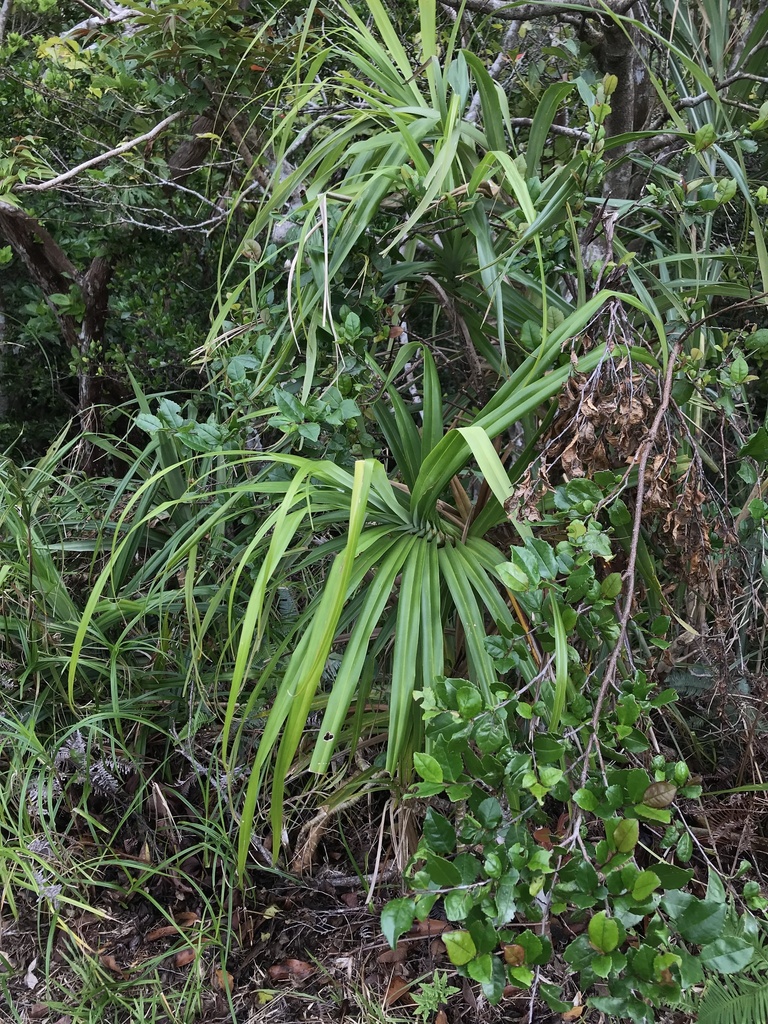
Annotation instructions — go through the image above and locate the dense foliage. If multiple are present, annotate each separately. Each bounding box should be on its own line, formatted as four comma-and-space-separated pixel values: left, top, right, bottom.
2, 0, 768, 1021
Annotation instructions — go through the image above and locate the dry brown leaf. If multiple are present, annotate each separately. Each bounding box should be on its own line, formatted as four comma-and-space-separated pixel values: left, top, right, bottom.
435, 1011, 448, 1024
175, 911, 199, 927
502, 944, 526, 967
642, 781, 678, 808
214, 968, 234, 993
285, 958, 315, 980
533, 826, 554, 850
145, 924, 179, 942
100, 953, 125, 977
410, 918, 451, 936
267, 958, 315, 982
377, 942, 408, 964
28, 1005, 49, 1020
383, 975, 415, 1007
174, 948, 197, 968
562, 1004, 585, 1020
146, 912, 199, 942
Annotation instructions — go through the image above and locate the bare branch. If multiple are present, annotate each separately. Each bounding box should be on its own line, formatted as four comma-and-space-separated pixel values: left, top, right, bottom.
0, 200, 80, 295
510, 117, 590, 141
15, 112, 184, 194
731, 0, 768, 68
637, 132, 682, 156
64, 1, 140, 39
675, 73, 768, 109
423, 274, 485, 394
582, 336, 682, 782
439, 0, 637, 23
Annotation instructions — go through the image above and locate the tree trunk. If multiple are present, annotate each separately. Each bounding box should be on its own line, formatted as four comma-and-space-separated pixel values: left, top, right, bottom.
593, 10, 652, 200
0, 201, 114, 470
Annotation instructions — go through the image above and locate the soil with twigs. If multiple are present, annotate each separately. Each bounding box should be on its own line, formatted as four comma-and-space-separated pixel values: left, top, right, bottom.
0, 748, 703, 1024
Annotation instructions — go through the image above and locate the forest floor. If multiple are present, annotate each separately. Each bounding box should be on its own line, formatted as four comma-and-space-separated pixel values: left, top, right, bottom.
0, 775, 699, 1024
0, 784, 518, 1024
5, 714, 752, 1024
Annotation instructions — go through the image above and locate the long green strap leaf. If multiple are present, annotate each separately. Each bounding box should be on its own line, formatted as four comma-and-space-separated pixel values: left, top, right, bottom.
386, 538, 427, 775
548, 592, 568, 734
438, 544, 497, 704
310, 534, 418, 773
237, 459, 374, 872
420, 538, 444, 693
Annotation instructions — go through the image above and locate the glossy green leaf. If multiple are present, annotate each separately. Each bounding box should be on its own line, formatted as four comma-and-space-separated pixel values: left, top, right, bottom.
423, 807, 456, 854
443, 930, 477, 966
589, 911, 620, 954
381, 898, 416, 947
670, 897, 727, 944
613, 818, 640, 854
632, 870, 661, 902
414, 752, 443, 784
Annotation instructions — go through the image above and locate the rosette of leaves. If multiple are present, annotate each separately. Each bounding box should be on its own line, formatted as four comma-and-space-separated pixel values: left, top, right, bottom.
65, 289, 662, 871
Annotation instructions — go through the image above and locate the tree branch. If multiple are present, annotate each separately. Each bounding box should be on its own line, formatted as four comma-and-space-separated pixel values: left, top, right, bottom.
466, 21, 520, 123
510, 117, 590, 141
731, 0, 768, 68
16, 111, 183, 194
440, 0, 637, 23
651, 72, 768, 129
0, 200, 80, 302
64, 1, 140, 39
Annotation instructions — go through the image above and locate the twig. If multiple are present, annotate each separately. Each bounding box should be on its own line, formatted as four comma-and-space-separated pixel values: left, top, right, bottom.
639, 132, 683, 156
422, 274, 485, 393
16, 112, 183, 193
581, 339, 682, 783
652, 72, 768, 128
509, 117, 590, 142
64, 4, 139, 39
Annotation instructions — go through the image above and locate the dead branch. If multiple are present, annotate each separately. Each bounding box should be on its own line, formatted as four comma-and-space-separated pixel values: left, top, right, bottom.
422, 274, 486, 396
651, 71, 768, 128
64, 1, 140, 39
510, 117, 590, 141
15, 111, 183, 194
581, 337, 682, 782
440, 0, 639, 22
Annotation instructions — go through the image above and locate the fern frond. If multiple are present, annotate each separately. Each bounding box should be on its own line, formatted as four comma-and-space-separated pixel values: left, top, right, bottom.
698, 974, 768, 1024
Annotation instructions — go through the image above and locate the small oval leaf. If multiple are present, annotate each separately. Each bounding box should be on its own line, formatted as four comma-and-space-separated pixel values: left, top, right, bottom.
588, 911, 619, 954
443, 930, 477, 966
